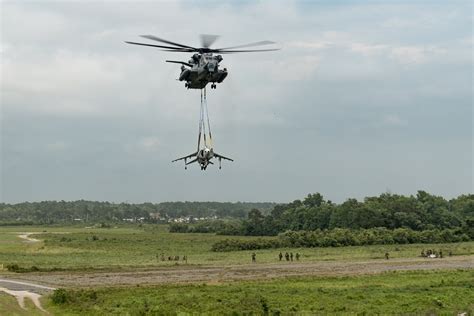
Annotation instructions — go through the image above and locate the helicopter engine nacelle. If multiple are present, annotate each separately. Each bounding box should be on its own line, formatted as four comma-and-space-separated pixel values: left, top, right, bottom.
192, 54, 200, 63
179, 68, 191, 81
216, 68, 228, 83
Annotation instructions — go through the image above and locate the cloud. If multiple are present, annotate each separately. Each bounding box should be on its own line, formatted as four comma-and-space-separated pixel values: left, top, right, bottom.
1, 1, 471, 203
383, 114, 407, 127
137, 137, 160, 152
46, 141, 69, 151
350, 43, 388, 57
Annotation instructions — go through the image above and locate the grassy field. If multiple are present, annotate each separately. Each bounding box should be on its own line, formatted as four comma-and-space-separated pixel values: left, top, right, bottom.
0, 225, 473, 271
43, 269, 474, 315
1, 225, 473, 315
0, 293, 46, 316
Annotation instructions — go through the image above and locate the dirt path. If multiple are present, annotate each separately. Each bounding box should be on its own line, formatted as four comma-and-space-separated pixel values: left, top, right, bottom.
6, 255, 473, 288
17, 233, 42, 243
0, 279, 55, 313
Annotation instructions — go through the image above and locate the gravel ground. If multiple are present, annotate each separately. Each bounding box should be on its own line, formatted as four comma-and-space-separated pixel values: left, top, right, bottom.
3, 255, 472, 289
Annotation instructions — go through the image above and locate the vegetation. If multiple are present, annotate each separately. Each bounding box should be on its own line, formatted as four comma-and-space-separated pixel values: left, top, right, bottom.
239, 191, 474, 236
169, 219, 242, 235
46, 270, 474, 315
211, 227, 470, 251
0, 201, 275, 224
0, 225, 473, 272
168, 192, 474, 238
0, 293, 46, 316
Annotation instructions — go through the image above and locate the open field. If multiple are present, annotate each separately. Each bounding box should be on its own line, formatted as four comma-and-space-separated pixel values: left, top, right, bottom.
0, 225, 473, 314
43, 269, 474, 315
6, 255, 472, 289
0, 293, 47, 316
1, 225, 473, 271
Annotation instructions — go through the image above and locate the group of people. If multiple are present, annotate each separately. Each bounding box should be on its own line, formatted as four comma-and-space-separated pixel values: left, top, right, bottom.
250, 252, 302, 263
421, 249, 451, 258
157, 253, 188, 263
279, 252, 300, 262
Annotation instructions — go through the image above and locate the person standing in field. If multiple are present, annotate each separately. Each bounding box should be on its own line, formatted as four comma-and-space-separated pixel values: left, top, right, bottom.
296, 253, 300, 261
385, 252, 389, 260
278, 252, 283, 261
251, 253, 256, 263
285, 252, 290, 261
290, 252, 294, 261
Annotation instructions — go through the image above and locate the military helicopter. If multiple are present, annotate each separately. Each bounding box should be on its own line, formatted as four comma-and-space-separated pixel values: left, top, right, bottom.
125, 34, 279, 89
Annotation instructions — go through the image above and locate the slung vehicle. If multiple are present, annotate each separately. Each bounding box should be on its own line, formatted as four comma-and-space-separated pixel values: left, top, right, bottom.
173, 146, 233, 170
172, 89, 233, 170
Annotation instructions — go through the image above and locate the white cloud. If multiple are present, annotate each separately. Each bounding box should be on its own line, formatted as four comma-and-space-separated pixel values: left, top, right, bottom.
350, 43, 388, 57
46, 141, 69, 151
137, 137, 160, 152
1, 1, 471, 202
383, 114, 407, 127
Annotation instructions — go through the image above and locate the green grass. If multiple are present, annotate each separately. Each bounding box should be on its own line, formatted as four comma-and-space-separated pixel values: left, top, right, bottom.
44, 269, 474, 315
0, 225, 473, 271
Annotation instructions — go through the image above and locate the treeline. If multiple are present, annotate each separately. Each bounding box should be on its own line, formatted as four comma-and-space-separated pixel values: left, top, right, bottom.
211, 227, 471, 252
241, 191, 473, 236
170, 192, 473, 238
169, 220, 242, 235
0, 201, 275, 225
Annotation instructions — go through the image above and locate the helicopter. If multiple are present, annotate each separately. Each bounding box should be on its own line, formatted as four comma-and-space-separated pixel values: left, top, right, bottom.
125, 34, 279, 89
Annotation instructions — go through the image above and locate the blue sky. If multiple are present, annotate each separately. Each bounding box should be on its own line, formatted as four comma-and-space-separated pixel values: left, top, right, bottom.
1, 0, 472, 203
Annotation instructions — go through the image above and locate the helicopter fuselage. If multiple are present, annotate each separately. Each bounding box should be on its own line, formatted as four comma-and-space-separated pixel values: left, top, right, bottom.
176, 53, 228, 89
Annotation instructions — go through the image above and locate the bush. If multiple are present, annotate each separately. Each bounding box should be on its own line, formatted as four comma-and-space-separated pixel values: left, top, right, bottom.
6, 263, 20, 272
6, 264, 42, 273
51, 288, 69, 305
168, 223, 189, 233
212, 228, 472, 251
211, 238, 282, 252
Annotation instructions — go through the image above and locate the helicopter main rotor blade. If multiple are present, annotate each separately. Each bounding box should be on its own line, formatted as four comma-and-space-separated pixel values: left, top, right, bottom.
140, 35, 196, 49
200, 34, 220, 48
125, 41, 193, 52
214, 48, 281, 54
215, 40, 276, 50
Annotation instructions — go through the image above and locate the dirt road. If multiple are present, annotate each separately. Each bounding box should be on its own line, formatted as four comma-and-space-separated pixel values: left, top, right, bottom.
17, 233, 42, 243
5, 255, 473, 288
0, 278, 55, 312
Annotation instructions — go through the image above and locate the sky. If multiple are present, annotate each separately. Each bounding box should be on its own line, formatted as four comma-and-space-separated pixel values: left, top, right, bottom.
1, 0, 472, 203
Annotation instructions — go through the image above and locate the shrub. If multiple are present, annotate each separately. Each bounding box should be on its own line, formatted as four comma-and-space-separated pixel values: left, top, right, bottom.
51, 288, 69, 305
211, 228, 474, 252
168, 223, 189, 233
6, 263, 20, 272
